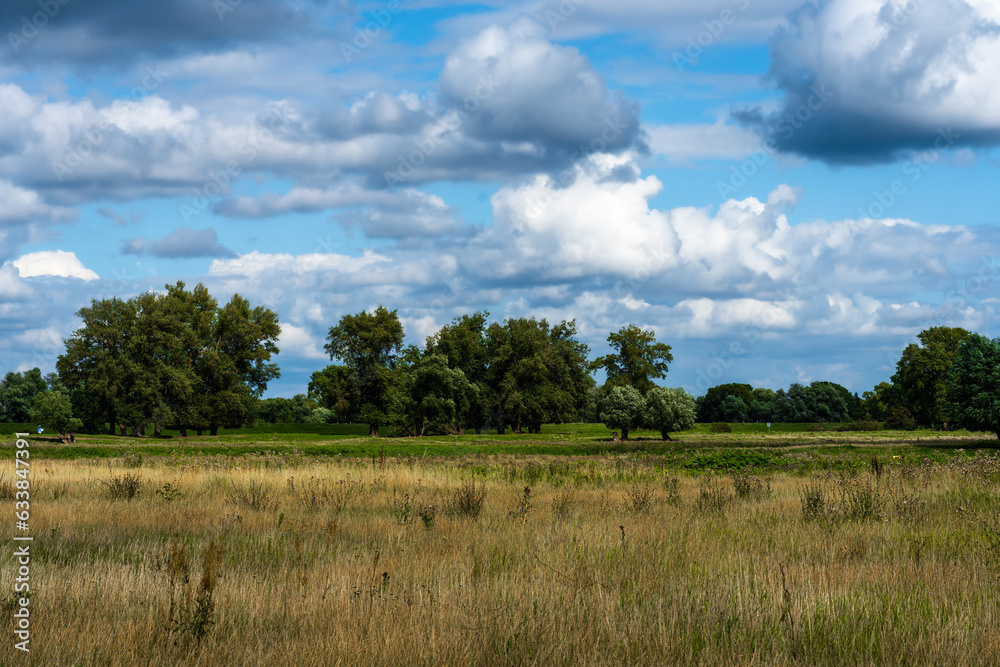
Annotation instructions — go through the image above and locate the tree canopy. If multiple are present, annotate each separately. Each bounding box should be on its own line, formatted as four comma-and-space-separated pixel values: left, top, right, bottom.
892, 326, 971, 428
947, 334, 1000, 439
57, 283, 280, 436
590, 324, 672, 394
323, 306, 404, 437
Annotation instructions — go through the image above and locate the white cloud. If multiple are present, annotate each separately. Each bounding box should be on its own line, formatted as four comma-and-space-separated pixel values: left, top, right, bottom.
13, 250, 99, 281
277, 322, 326, 360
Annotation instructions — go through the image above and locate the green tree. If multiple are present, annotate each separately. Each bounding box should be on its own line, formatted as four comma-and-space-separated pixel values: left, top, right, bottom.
324, 306, 404, 437
771, 382, 848, 423
719, 394, 749, 423
892, 326, 971, 428
58, 284, 279, 436
0, 368, 47, 423
590, 324, 672, 394
643, 387, 696, 440
484, 317, 592, 433
947, 334, 1000, 439
29, 391, 82, 443
402, 354, 474, 435
197, 293, 281, 435
308, 365, 355, 421
57, 297, 139, 435
698, 383, 754, 422
426, 312, 490, 433
860, 381, 900, 421
749, 388, 775, 422
600, 385, 645, 441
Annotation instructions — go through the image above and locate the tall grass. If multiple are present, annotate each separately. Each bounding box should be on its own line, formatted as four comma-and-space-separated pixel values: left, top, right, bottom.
3, 454, 1000, 665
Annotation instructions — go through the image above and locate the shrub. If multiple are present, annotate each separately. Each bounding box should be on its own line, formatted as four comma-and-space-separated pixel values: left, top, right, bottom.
663, 476, 681, 506
884, 406, 916, 430
695, 477, 731, 513
227, 480, 273, 511
731, 471, 771, 500
102, 472, 143, 501
624, 483, 652, 514
799, 480, 827, 522
710, 422, 732, 433
446, 478, 487, 520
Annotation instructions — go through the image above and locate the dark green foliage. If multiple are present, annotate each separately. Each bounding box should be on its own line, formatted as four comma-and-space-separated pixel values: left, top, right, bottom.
29, 391, 82, 443
323, 306, 405, 437
698, 383, 753, 423
860, 381, 901, 421
426, 312, 490, 432
710, 422, 732, 433
0, 368, 47, 423
771, 382, 849, 423
257, 395, 318, 424
484, 317, 593, 433
402, 354, 474, 435
884, 406, 916, 430
57, 283, 280, 436
893, 326, 971, 427
719, 395, 749, 423
308, 365, 355, 421
947, 334, 1000, 438
590, 324, 672, 394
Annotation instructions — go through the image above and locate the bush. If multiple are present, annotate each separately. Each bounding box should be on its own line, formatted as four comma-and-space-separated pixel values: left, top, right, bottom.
884, 406, 916, 430
102, 473, 143, 501
710, 422, 732, 433
446, 478, 487, 520
227, 480, 273, 511
731, 472, 771, 500
837, 420, 883, 432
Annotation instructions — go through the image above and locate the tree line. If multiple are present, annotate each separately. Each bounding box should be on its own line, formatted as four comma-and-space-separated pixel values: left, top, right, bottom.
2, 287, 998, 441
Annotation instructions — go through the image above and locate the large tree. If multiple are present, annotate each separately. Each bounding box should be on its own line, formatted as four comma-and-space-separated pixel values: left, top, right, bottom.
58, 283, 280, 436
947, 334, 1000, 439
29, 391, 82, 443
0, 368, 47, 423
697, 383, 754, 423
644, 387, 696, 441
590, 324, 672, 394
600, 385, 645, 441
484, 317, 593, 433
401, 354, 474, 436
892, 326, 971, 428
426, 312, 490, 433
324, 306, 404, 437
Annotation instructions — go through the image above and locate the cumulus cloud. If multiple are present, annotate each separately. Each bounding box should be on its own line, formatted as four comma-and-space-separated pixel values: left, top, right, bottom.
439, 17, 643, 156
12, 250, 99, 281
121, 227, 235, 258
737, 0, 1000, 163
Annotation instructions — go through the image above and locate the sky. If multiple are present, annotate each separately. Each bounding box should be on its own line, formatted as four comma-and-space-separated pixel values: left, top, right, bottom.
0, 0, 998, 399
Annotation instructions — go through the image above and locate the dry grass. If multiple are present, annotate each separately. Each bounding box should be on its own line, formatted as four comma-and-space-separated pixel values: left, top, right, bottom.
3, 453, 1000, 665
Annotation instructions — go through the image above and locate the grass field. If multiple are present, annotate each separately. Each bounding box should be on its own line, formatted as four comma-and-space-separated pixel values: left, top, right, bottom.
3, 426, 1000, 665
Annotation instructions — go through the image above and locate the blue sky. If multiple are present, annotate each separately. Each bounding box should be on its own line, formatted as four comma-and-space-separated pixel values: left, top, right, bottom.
1, 0, 998, 398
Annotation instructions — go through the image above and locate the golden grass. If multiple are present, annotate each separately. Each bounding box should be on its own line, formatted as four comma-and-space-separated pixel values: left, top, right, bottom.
3, 454, 1000, 665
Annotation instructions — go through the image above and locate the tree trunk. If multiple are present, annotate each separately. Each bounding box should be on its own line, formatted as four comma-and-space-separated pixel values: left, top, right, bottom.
154, 423, 163, 437
369, 423, 380, 437
475, 426, 482, 435
210, 424, 218, 436
197, 428, 203, 436
661, 431, 672, 441
120, 425, 127, 436
179, 428, 188, 437
496, 426, 506, 435
621, 427, 629, 441
108, 421, 116, 436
